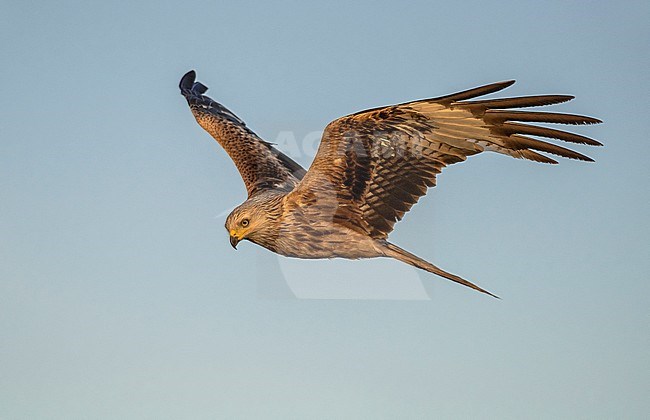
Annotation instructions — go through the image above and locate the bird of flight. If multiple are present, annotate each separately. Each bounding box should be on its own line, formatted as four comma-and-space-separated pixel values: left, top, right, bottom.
179, 70, 601, 298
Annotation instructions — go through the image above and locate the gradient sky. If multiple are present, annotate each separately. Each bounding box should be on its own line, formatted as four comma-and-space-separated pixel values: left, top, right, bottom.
1, 1, 649, 418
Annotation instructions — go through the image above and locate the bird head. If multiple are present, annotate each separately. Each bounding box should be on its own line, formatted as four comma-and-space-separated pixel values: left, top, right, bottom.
225, 200, 271, 249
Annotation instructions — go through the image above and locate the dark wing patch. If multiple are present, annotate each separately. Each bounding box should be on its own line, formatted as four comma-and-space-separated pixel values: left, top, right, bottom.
292, 80, 602, 238
180, 71, 306, 197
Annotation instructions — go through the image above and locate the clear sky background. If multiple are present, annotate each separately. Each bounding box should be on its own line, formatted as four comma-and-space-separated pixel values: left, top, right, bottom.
1, 1, 649, 418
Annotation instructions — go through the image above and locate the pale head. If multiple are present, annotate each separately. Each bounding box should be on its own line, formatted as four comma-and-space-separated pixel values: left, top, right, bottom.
224, 193, 283, 249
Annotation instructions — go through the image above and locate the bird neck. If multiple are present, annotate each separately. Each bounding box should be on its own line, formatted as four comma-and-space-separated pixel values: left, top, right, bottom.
244, 190, 287, 252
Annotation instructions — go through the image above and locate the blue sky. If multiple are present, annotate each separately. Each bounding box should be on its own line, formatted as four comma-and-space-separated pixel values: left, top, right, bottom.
1, 0, 649, 418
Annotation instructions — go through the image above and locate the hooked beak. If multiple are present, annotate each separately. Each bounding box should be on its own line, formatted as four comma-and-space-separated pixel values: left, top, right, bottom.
229, 234, 240, 250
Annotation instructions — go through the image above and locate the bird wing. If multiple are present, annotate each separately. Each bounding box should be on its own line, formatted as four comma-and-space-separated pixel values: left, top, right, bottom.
290, 80, 602, 239
180, 71, 306, 197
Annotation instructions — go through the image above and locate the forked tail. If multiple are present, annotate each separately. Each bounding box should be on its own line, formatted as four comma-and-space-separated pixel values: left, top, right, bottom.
381, 242, 500, 298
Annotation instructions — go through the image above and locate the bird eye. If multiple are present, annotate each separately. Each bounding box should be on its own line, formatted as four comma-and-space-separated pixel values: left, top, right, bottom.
241, 218, 250, 227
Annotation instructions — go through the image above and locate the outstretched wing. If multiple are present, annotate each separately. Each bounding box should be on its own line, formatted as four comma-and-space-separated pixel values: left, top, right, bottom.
292, 80, 602, 239
180, 71, 306, 197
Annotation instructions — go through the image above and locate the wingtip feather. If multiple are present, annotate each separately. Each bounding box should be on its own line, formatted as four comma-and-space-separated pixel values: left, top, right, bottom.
433, 80, 516, 103
179, 70, 196, 91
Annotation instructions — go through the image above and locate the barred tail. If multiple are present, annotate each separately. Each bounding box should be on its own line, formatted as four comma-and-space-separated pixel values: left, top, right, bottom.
381, 242, 499, 299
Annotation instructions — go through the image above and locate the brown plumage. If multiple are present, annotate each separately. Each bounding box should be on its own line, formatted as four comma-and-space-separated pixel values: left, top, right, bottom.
180, 71, 601, 298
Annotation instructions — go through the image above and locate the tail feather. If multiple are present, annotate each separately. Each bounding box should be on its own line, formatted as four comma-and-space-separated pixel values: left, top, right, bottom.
381, 242, 500, 299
